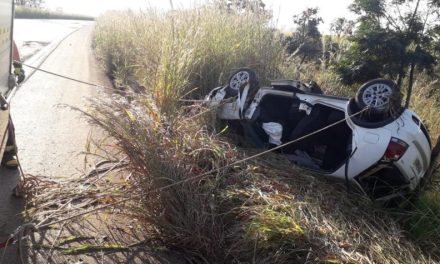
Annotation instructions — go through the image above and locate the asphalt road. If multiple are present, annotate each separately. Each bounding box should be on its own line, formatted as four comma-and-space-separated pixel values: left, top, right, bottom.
14, 19, 91, 61
0, 24, 113, 263
12, 24, 112, 178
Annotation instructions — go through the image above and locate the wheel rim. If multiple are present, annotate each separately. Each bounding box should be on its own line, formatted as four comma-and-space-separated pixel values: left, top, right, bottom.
230, 71, 250, 90
362, 83, 393, 109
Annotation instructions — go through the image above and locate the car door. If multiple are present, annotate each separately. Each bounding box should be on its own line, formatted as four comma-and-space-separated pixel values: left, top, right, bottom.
0, 0, 14, 157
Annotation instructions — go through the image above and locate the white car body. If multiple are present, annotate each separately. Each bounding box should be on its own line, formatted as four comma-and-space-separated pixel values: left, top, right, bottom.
207, 78, 432, 201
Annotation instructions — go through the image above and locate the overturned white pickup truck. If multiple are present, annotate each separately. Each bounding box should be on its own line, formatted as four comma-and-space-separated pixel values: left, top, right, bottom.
206, 68, 432, 201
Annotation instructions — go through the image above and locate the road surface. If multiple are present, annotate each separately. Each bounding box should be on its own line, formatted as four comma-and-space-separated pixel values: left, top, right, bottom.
14, 19, 92, 61
0, 167, 22, 264
12, 25, 111, 178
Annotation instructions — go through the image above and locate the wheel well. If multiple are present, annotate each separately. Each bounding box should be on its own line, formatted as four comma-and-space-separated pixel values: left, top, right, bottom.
354, 165, 410, 200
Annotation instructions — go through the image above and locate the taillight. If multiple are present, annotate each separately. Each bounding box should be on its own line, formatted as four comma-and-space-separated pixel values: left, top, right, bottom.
382, 137, 408, 162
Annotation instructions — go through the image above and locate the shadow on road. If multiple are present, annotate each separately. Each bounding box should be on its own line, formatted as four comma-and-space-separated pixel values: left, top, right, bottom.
0, 167, 25, 263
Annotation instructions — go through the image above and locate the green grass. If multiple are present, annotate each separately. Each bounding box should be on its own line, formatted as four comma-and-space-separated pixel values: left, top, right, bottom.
63, 244, 127, 254
400, 73, 440, 255
406, 190, 440, 239
400, 172, 440, 256
15, 7, 94, 20
92, 4, 440, 263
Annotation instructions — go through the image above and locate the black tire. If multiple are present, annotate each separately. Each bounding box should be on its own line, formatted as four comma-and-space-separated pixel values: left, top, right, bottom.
355, 79, 401, 115
225, 68, 258, 97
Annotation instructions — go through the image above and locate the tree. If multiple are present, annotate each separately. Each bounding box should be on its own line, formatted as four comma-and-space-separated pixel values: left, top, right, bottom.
337, 0, 438, 91
283, 7, 323, 69
322, 18, 356, 67
214, 0, 267, 14
330, 18, 355, 37
15, 0, 44, 8
431, 25, 440, 58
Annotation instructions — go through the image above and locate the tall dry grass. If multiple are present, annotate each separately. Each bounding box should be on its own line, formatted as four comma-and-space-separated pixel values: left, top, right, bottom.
94, 7, 283, 115
92, 5, 440, 263
88, 89, 435, 262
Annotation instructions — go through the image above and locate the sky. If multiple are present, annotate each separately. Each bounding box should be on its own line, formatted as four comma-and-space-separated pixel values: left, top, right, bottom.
43, 0, 356, 32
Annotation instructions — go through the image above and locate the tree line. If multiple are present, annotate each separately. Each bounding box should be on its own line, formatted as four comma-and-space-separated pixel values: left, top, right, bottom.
287, 0, 439, 88
219, 0, 440, 98
14, 0, 43, 8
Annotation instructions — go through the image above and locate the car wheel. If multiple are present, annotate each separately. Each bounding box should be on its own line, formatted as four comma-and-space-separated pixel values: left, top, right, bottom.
356, 79, 401, 115
225, 68, 258, 97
